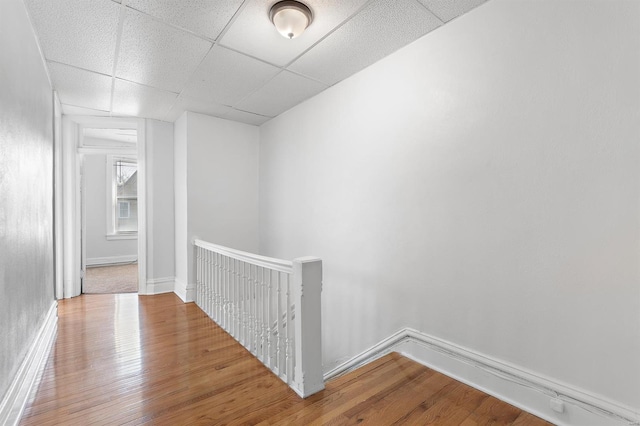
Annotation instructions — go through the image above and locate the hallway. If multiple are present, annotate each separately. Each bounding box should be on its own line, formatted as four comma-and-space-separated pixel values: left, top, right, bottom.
21, 294, 550, 425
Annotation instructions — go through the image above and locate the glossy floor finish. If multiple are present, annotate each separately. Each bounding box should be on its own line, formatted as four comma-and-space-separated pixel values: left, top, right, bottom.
21, 293, 552, 425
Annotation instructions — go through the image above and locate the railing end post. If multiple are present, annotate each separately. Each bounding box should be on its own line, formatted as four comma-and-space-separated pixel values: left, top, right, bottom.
293, 256, 324, 397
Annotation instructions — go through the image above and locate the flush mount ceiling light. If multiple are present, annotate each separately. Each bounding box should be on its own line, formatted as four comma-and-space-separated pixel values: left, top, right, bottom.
269, 1, 313, 39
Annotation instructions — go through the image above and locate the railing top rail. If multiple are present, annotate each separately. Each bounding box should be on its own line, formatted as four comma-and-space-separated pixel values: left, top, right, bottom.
194, 239, 293, 273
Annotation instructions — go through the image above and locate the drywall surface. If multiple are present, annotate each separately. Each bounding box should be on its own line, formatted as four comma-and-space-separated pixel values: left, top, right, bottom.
174, 112, 259, 296
84, 154, 137, 262
187, 112, 259, 252
259, 0, 640, 411
146, 120, 175, 280
0, 0, 55, 400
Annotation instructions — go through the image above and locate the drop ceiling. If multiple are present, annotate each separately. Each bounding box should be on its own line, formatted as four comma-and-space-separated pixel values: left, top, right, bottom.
25, 0, 489, 126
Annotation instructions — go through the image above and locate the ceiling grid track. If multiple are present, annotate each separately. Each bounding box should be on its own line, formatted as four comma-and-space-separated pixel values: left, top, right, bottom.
23, 0, 491, 124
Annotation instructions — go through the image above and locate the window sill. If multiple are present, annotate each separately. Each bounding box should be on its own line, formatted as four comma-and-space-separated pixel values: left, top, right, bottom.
106, 233, 138, 241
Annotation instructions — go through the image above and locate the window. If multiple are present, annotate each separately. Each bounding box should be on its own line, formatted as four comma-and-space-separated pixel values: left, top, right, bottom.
118, 201, 130, 219
107, 156, 137, 238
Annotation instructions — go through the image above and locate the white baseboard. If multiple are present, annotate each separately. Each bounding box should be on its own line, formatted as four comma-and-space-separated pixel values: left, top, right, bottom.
0, 302, 57, 426
324, 328, 639, 426
86, 255, 137, 267
174, 278, 195, 303
146, 276, 175, 295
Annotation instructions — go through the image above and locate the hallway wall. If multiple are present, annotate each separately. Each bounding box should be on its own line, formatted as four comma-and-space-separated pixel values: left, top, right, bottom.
174, 112, 259, 300
259, 0, 640, 413
0, 0, 56, 401
146, 119, 175, 283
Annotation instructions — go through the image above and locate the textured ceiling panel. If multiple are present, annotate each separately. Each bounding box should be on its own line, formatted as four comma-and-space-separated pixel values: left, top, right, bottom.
48, 62, 113, 111
28, 0, 490, 123
116, 9, 212, 92
126, 0, 244, 40
236, 71, 327, 117
418, 0, 489, 22
220, 0, 369, 67
112, 79, 178, 120
225, 109, 272, 126
24, 0, 120, 75
289, 0, 442, 86
183, 46, 281, 106
164, 95, 233, 122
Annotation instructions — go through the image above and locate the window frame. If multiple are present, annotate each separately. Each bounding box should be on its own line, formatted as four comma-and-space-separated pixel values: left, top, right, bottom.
106, 154, 138, 240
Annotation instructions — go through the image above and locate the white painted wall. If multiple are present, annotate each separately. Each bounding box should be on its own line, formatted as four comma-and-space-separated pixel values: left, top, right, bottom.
84, 154, 137, 264
146, 119, 175, 282
187, 112, 259, 253
173, 112, 259, 300
259, 0, 639, 413
0, 0, 55, 401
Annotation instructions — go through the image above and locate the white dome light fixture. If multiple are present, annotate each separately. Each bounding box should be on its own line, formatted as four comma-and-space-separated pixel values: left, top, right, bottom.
269, 1, 313, 39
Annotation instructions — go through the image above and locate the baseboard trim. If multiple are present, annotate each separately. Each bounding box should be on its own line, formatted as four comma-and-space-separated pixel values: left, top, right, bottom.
174, 278, 195, 303
324, 328, 639, 426
146, 276, 175, 295
86, 255, 137, 267
0, 302, 57, 426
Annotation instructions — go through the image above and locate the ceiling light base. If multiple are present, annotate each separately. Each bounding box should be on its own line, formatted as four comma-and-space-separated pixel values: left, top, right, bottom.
269, 1, 313, 39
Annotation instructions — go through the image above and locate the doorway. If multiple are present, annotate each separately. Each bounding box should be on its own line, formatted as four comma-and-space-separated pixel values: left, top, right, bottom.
81, 132, 139, 293
60, 116, 147, 299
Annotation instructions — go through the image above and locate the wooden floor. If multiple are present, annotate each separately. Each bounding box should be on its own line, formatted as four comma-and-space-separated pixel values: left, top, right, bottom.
21, 293, 552, 425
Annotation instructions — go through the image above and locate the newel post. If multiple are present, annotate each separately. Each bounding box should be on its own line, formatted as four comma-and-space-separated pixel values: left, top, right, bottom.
292, 257, 324, 397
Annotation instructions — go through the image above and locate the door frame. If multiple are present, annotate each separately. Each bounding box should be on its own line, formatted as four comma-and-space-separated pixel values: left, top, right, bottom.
62, 116, 147, 297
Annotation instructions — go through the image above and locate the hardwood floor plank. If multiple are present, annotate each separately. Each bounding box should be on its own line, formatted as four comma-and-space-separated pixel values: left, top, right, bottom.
20, 293, 552, 426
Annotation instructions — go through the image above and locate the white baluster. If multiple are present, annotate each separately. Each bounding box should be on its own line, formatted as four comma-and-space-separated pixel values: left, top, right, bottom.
266, 269, 273, 370
285, 273, 293, 383
277, 271, 284, 378
240, 261, 246, 346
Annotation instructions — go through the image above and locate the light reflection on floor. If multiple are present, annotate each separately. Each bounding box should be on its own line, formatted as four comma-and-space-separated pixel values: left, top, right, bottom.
113, 294, 142, 377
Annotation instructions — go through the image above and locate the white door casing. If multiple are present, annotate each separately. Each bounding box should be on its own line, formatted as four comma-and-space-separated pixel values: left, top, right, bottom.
61, 116, 147, 297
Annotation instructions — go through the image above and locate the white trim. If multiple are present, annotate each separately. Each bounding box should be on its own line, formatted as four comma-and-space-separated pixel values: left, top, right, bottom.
77, 146, 136, 156
174, 278, 195, 303
106, 233, 137, 241
136, 118, 147, 295
323, 328, 406, 380
63, 116, 147, 298
193, 239, 293, 273
53, 92, 64, 300
146, 277, 175, 295
0, 302, 57, 426
85, 255, 137, 267
324, 328, 639, 426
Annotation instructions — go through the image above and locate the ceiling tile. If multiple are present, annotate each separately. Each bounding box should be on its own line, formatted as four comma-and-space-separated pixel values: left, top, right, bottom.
235, 71, 327, 117
418, 0, 488, 22
164, 95, 233, 122
225, 109, 272, 126
289, 0, 442, 86
48, 62, 113, 111
24, 0, 120, 75
126, 0, 244, 40
220, 0, 369, 67
112, 79, 178, 121
116, 9, 212, 92
183, 46, 281, 106
61, 104, 111, 117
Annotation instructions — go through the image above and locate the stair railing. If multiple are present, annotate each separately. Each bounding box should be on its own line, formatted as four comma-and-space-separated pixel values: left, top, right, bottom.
193, 239, 324, 398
